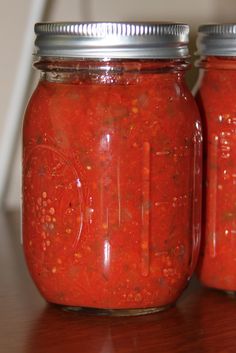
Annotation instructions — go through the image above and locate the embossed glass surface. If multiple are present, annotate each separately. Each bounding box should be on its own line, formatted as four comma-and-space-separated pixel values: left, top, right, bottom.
23, 59, 202, 313
196, 56, 236, 292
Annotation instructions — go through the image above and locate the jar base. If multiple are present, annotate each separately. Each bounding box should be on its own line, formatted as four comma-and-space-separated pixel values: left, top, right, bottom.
224, 290, 236, 297
203, 284, 236, 297
57, 304, 172, 316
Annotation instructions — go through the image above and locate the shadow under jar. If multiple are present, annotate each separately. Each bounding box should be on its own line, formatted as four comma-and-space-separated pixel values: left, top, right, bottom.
23, 22, 202, 315
195, 24, 236, 295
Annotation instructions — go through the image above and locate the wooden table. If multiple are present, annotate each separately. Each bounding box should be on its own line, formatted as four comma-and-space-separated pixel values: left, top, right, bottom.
1, 211, 236, 353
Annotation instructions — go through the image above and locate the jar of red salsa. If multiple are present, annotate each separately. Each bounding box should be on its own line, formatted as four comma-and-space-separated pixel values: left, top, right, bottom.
195, 24, 236, 293
23, 22, 202, 315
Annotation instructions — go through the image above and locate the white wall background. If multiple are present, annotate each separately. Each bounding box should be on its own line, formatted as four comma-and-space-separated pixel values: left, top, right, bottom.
1, 0, 236, 209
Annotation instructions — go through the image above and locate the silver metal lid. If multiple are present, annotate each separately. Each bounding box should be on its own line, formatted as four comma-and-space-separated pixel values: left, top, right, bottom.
197, 24, 236, 56
34, 22, 189, 59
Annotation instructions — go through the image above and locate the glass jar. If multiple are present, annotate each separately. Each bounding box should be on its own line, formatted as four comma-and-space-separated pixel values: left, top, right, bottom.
23, 22, 202, 315
195, 24, 236, 293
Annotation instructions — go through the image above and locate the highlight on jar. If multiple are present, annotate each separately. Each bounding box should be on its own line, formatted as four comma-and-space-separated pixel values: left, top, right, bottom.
194, 23, 236, 295
22, 22, 202, 316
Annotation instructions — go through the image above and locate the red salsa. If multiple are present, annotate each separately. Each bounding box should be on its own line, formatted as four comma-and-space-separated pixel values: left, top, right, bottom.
196, 56, 236, 292
23, 22, 202, 313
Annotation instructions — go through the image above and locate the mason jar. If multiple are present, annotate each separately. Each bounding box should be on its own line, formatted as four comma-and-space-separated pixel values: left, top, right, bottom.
195, 24, 236, 293
23, 22, 202, 315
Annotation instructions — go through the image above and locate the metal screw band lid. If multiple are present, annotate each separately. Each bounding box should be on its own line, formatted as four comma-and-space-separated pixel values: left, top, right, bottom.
197, 24, 236, 56
34, 22, 189, 59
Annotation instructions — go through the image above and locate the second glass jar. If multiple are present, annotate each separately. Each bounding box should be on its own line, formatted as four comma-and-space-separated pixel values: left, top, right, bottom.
195, 24, 236, 294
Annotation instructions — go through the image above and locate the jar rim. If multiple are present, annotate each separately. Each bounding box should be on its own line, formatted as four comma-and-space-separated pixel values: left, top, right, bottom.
34, 22, 189, 59
196, 23, 236, 56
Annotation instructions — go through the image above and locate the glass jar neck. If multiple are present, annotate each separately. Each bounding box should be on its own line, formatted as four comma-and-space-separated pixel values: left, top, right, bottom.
35, 57, 189, 77
196, 56, 236, 70
34, 58, 189, 85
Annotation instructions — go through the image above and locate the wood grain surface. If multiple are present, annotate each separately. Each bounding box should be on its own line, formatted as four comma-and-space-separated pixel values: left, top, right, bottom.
1, 211, 236, 353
